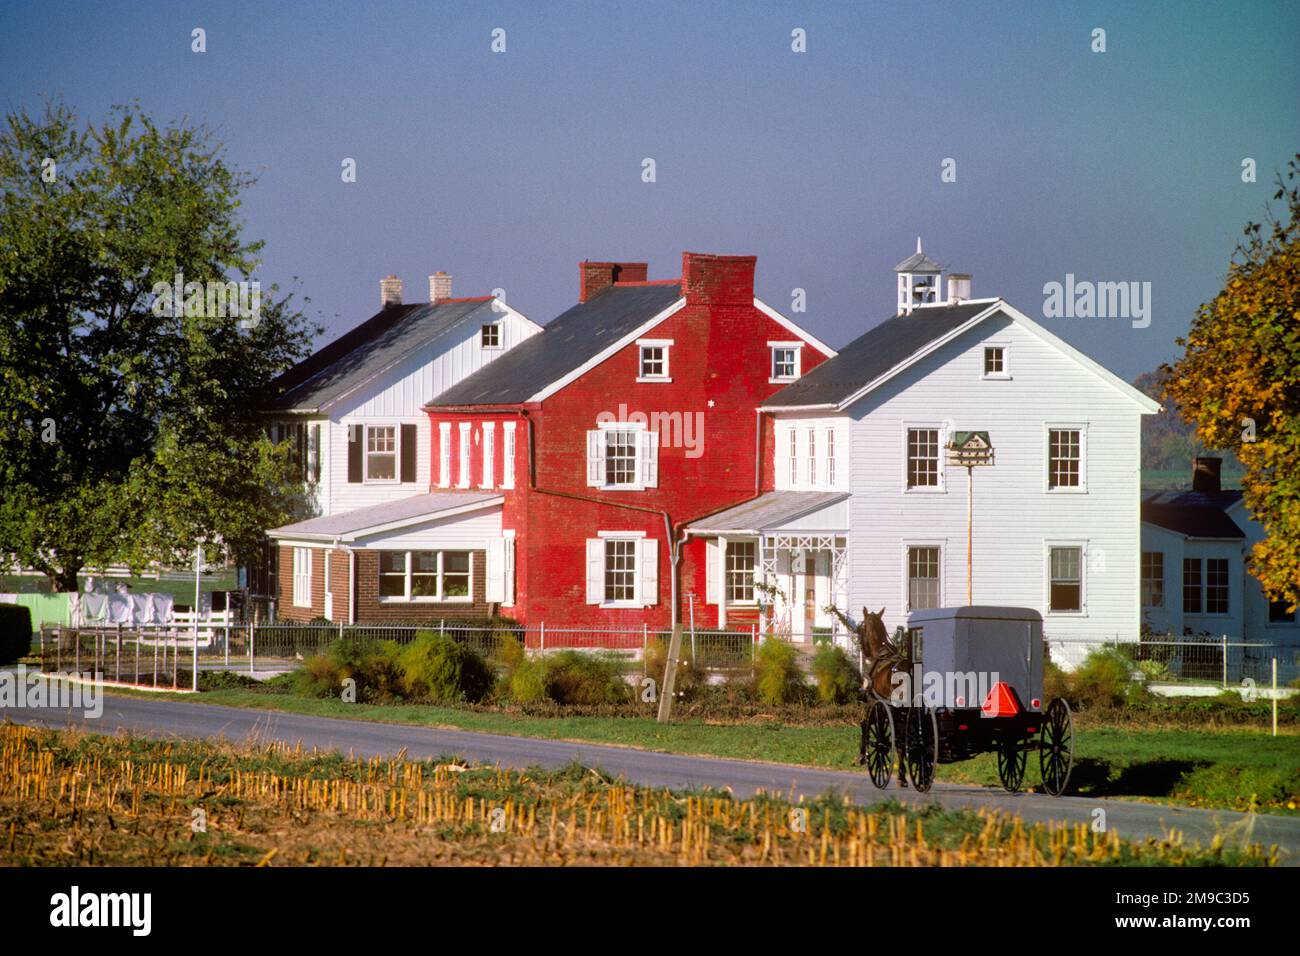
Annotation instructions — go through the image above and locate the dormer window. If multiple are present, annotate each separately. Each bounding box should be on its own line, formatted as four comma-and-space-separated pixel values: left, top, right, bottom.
636, 339, 672, 381
770, 342, 802, 383
481, 323, 501, 349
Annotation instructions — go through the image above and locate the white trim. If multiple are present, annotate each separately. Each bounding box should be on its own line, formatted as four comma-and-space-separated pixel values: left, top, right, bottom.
753, 298, 836, 356
597, 534, 646, 608
901, 540, 946, 615
590, 422, 654, 491
292, 547, 313, 608
769, 341, 802, 384
597, 529, 647, 538
528, 298, 688, 402
457, 422, 471, 488
375, 548, 474, 604
268, 496, 505, 543
438, 422, 451, 488
1044, 422, 1088, 494
980, 340, 1011, 380
502, 421, 516, 489
363, 423, 401, 484
480, 421, 495, 489
636, 338, 672, 382
479, 321, 504, 350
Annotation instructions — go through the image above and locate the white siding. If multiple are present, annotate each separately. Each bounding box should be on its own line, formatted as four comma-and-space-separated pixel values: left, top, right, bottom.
774, 416, 850, 492
1231, 504, 1300, 644
351, 505, 503, 550
834, 315, 1145, 641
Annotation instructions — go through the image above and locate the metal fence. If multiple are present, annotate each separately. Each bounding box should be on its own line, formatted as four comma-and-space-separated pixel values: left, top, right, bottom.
36, 621, 762, 687
1046, 635, 1300, 688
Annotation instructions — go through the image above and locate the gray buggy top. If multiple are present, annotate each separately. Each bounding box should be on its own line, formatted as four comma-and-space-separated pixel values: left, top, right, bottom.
903, 606, 1044, 711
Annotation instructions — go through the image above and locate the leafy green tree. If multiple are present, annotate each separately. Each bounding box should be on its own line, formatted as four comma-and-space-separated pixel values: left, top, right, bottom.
1163, 154, 1300, 608
0, 102, 316, 590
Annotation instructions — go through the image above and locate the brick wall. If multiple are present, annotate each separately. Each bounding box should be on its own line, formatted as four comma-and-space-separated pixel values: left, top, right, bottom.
277, 544, 326, 622
353, 549, 493, 621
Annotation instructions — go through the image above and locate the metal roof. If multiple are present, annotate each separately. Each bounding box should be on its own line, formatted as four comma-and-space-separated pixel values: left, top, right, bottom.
1141, 490, 1245, 539
267, 492, 502, 540
686, 491, 849, 533
427, 283, 683, 407
763, 301, 992, 408
893, 250, 944, 273
265, 298, 507, 413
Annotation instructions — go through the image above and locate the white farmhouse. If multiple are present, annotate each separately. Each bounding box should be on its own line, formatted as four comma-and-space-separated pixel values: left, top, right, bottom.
712, 243, 1160, 650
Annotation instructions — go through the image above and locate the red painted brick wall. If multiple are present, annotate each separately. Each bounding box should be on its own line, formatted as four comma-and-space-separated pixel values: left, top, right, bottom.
426, 252, 828, 628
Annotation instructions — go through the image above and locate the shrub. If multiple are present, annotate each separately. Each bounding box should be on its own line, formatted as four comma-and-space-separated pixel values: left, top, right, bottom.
755, 637, 805, 705
810, 644, 861, 704
398, 631, 494, 704
1071, 646, 1137, 708
643, 633, 705, 701
294, 638, 403, 702
509, 657, 549, 703
1043, 660, 1069, 702
491, 633, 527, 677
541, 651, 630, 705
0, 604, 32, 664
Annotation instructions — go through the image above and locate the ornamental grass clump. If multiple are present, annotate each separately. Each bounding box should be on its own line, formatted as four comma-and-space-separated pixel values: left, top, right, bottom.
811, 644, 861, 705
398, 631, 494, 704
755, 637, 806, 705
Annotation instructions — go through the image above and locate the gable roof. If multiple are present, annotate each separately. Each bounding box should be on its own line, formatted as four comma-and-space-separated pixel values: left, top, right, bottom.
1141, 489, 1245, 539
762, 299, 1161, 414
267, 491, 502, 541
685, 491, 849, 534
763, 301, 993, 409
426, 283, 684, 407
265, 298, 524, 414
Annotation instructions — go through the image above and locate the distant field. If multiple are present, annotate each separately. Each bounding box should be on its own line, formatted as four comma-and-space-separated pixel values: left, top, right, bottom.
0, 724, 1275, 866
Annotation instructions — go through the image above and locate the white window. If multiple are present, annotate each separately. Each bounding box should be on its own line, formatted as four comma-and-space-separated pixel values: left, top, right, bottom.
458, 422, 471, 488
770, 342, 801, 382
292, 547, 312, 608
366, 425, 397, 482
788, 429, 798, 486
907, 546, 940, 611
502, 422, 516, 489
486, 535, 516, 605
825, 428, 836, 486
1048, 546, 1083, 613
1047, 427, 1083, 490
807, 427, 817, 486
481, 323, 501, 348
1141, 551, 1164, 608
725, 541, 757, 604
906, 427, 941, 490
378, 550, 472, 602
636, 339, 672, 381
438, 423, 451, 488
982, 345, 1009, 379
586, 424, 658, 490
585, 535, 658, 607
481, 422, 495, 488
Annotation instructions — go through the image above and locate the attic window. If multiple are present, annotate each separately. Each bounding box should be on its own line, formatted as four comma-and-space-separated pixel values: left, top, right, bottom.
983, 346, 1008, 378
481, 324, 501, 348
636, 339, 672, 381
770, 342, 802, 382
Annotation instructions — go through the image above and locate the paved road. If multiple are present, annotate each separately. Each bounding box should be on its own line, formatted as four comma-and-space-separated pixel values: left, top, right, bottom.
4, 691, 1296, 862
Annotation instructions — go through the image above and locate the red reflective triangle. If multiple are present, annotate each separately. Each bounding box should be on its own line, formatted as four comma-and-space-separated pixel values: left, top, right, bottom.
981, 681, 1019, 718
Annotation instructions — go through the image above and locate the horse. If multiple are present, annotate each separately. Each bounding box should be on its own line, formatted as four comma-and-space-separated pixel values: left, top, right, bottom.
851, 606, 911, 785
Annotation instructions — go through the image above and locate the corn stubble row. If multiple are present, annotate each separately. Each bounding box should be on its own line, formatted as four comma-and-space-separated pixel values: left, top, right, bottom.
0, 725, 1274, 867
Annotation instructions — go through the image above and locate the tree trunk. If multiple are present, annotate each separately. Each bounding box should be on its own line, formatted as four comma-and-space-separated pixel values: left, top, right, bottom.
51, 565, 81, 593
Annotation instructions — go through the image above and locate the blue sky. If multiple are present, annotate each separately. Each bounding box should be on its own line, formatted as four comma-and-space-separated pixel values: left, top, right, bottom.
2, 0, 1297, 380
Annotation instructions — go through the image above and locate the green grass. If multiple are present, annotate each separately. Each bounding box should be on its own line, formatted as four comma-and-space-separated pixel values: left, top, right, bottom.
0, 571, 238, 602
106, 684, 1300, 815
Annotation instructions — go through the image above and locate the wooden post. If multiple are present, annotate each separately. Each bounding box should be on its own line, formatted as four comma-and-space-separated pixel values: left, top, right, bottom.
657, 624, 683, 723
115, 624, 121, 682
1221, 635, 1227, 689
966, 464, 974, 605
1272, 657, 1278, 737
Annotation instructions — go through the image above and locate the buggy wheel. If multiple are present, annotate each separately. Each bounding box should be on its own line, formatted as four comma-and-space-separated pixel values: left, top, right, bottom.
1039, 698, 1075, 796
996, 737, 1027, 793
904, 701, 939, 794
862, 699, 895, 789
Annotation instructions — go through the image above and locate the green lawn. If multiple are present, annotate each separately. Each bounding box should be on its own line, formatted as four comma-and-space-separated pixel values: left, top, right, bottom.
112, 684, 1300, 816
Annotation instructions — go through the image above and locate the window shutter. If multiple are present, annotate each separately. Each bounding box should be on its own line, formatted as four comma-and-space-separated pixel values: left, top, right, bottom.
347, 425, 363, 483
641, 431, 658, 488
400, 424, 417, 482
586, 430, 603, 487
705, 539, 719, 603
485, 538, 505, 603
585, 538, 604, 604
308, 423, 321, 483
639, 538, 658, 605
503, 537, 516, 605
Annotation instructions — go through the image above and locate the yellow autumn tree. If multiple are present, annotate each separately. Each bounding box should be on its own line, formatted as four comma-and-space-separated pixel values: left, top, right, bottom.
1163, 154, 1300, 608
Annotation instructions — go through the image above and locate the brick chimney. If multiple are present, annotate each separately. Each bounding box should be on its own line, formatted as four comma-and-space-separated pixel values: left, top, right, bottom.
429, 272, 453, 303
380, 274, 403, 307
681, 252, 756, 307
579, 261, 649, 302
1192, 456, 1222, 493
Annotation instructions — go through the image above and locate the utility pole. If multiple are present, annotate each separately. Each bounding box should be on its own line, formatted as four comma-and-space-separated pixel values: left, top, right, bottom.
192, 543, 201, 692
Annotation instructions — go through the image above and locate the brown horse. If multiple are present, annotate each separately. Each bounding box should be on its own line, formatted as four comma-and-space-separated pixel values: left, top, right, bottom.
851, 607, 910, 785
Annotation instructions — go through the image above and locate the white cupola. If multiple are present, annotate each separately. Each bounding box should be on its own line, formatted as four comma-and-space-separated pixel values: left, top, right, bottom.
894, 237, 945, 315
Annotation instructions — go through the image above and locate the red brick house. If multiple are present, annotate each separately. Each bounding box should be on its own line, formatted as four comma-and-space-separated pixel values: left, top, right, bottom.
419, 252, 834, 630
